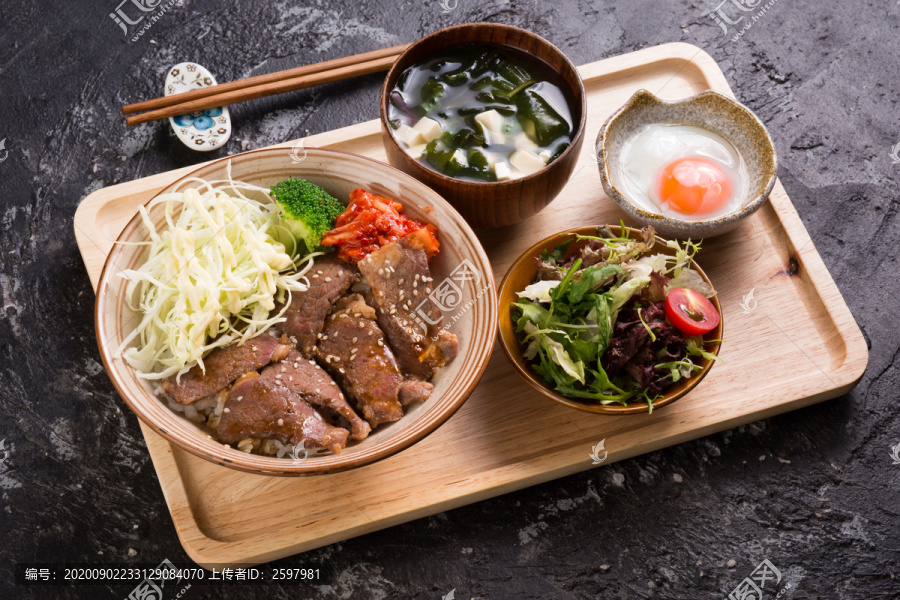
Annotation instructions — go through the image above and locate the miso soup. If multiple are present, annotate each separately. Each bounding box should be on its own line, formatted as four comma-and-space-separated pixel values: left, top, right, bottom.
387, 43, 574, 182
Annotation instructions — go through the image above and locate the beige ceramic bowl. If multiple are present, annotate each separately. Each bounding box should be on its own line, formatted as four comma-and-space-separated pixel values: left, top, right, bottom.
597, 89, 778, 239
95, 147, 498, 476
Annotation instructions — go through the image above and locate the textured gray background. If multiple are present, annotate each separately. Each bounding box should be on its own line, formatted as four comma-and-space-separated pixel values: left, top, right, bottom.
1, 0, 899, 598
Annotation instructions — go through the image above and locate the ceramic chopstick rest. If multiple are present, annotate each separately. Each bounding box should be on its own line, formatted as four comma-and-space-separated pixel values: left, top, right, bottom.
165, 62, 232, 151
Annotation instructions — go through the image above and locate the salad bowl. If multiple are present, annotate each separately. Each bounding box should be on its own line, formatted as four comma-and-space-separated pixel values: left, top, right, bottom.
497, 225, 723, 415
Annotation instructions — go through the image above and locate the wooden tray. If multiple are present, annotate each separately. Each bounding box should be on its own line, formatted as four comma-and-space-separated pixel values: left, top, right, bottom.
74, 42, 868, 568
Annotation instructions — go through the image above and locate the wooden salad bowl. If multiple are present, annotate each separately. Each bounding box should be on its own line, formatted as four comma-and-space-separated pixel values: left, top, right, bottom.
379, 22, 587, 230
497, 226, 723, 415
94, 147, 498, 476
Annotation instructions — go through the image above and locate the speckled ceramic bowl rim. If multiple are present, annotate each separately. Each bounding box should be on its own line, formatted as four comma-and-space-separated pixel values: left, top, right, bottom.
596, 89, 778, 230
497, 225, 723, 415
94, 147, 498, 476
379, 22, 587, 188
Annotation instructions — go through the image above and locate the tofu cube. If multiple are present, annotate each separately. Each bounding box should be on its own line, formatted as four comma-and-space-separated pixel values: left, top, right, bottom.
539, 150, 552, 164
447, 148, 468, 170
474, 110, 505, 134
394, 124, 424, 147
494, 161, 512, 181
405, 143, 427, 160
413, 117, 443, 143
509, 150, 546, 176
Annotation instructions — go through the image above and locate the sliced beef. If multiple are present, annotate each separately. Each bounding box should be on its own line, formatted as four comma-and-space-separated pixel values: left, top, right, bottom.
277, 254, 357, 357
357, 234, 458, 379
160, 335, 292, 405
318, 294, 432, 428
262, 350, 370, 440
398, 379, 434, 406
216, 372, 349, 454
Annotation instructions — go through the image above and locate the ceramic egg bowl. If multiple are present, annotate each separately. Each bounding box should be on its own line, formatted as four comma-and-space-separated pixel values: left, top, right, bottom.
596, 89, 777, 239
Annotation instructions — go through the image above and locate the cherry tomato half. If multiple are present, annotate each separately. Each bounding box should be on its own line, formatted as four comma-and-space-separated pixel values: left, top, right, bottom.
665, 288, 720, 336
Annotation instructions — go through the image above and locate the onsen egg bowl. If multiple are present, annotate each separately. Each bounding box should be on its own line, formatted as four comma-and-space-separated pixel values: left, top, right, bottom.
596, 89, 777, 239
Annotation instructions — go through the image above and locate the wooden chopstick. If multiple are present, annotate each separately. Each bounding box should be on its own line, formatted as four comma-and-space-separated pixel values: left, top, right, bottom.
123, 43, 410, 126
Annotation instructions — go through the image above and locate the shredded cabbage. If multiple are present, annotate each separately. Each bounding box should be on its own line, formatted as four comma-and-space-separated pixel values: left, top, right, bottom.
115, 165, 315, 381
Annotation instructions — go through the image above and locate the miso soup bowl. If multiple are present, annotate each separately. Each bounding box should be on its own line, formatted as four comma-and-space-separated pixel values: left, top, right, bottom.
380, 23, 587, 230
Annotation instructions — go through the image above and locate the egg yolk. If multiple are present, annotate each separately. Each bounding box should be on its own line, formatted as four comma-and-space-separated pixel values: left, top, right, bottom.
655, 157, 733, 216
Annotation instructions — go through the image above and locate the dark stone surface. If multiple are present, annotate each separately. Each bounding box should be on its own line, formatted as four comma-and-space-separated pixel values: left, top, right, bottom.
1, 1, 898, 598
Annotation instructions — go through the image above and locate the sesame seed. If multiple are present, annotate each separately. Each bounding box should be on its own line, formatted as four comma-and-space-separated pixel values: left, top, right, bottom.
353, 312, 361, 318
426, 287, 432, 293
390, 308, 396, 314
415, 274, 420, 281
276, 373, 282, 379
223, 408, 231, 413
312, 274, 319, 278
317, 333, 323, 339
308, 360, 315, 365
325, 277, 332, 282
277, 418, 284, 426
338, 270, 344, 276
289, 376, 293, 382
237, 396, 243, 401
315, 389, 320, 394
413, 290, 418, 296
339, 368, 345, 374
413, 281, 418, 288
368, 330, 374, 336
399, 278, 405, 285
378, 268, 384, 275
352, 337, 358, 343
317, 270, 323, 274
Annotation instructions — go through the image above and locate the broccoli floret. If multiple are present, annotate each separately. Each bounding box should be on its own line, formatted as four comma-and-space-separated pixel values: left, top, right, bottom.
270, 178, 345, 252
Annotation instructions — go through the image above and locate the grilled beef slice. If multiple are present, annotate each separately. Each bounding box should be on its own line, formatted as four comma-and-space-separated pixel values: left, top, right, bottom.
216, 372, 349, 453
161, 335, 292, 405
356, 234, 458, 379
318, 294, 433, 428
277, 254, 357, 357
267, 350, 370, 440
397, 379, 434, 406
